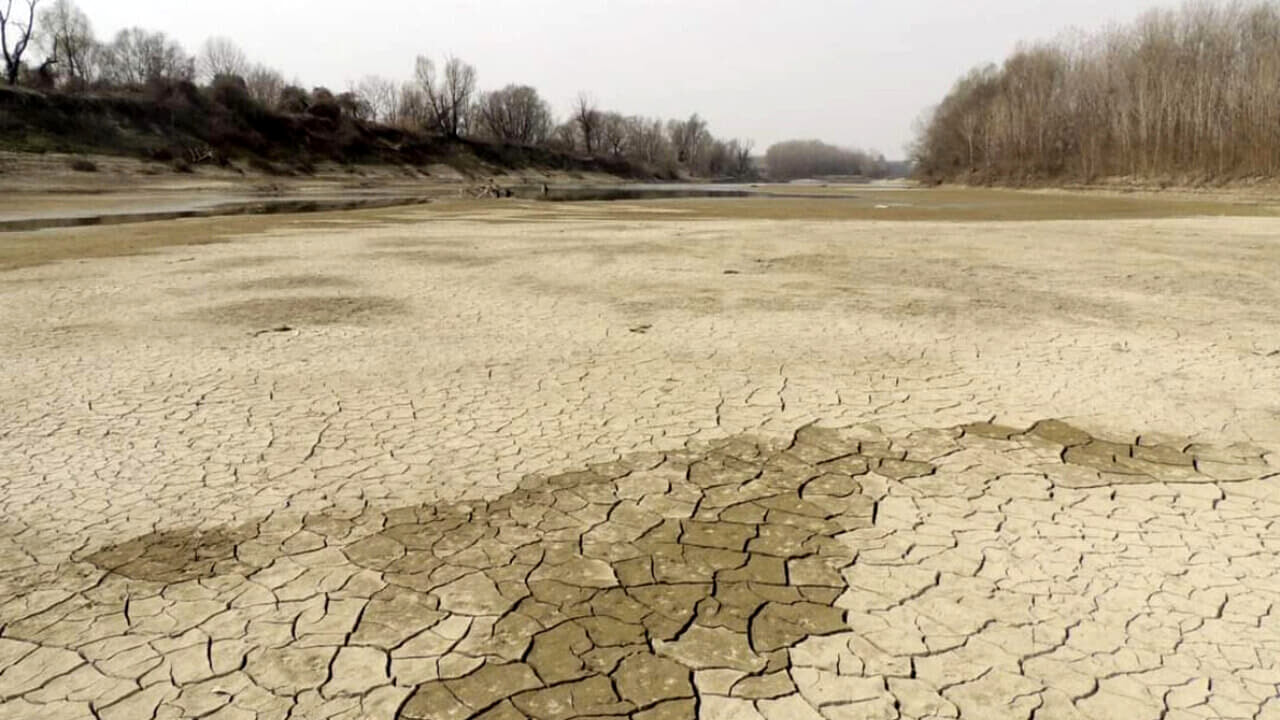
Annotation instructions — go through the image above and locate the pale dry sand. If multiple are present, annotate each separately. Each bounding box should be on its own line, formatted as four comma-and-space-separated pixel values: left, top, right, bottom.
1, 195, 1279, 719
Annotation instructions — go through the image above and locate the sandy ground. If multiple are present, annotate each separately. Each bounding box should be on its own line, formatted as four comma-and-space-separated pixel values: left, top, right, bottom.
1, 192, 1279, 719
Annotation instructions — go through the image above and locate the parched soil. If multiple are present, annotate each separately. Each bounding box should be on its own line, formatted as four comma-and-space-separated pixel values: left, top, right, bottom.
1, 190, 1278, 720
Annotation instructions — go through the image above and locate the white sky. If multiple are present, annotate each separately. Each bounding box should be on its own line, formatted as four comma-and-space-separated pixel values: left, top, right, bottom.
78, 0, 1168, 158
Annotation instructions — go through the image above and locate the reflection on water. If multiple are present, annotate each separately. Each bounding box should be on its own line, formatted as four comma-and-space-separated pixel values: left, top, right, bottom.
0, 194, 434, 232
1, 182, 922, 232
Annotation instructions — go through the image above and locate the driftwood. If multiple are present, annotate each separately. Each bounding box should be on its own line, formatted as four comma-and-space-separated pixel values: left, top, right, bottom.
186, 145, 215, 165
470, 179, 513, 199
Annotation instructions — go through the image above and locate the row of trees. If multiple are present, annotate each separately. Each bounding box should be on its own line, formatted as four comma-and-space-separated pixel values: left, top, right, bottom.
3, 0, 289, 102
4, 0, 900, 179
913, 0, 1280, 183
764, 139, 889, 180
353, 61, 755, 176
2, 0, 760, 177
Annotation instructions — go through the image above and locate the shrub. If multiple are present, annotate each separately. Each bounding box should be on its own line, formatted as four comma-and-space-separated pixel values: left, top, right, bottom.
278, 85, 309, 114
306, 99, 341, 121
69, 158, 98, 172
210, 74, 257, 116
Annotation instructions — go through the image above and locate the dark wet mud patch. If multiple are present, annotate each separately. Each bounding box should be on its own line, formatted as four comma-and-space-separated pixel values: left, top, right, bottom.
194, 294, 407, 326
232, 274, 358, 291
83, 525, 263, 584
963, 418, 1276, 486
347, 424, 903, 719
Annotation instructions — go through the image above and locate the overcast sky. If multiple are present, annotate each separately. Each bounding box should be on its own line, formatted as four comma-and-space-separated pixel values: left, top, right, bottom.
80, 0, 1170, 158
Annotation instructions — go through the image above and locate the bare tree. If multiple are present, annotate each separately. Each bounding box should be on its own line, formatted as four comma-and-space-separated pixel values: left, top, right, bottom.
914, 0, 1280, 183
702, 139, 733, 176
622, 116, 671, 166
667, 113, 709, 167
1, 0, 39, 84
352, 74, 399, 124
35, 0, 90, 87
600, 111, 628, 157
547, 121, 578, 153
472, 84, 553, 145
765, 139, 886, 180
198, 36, 248, 82
728, 138, 754, 177
396, 82, 430, 129
571, 93, 600, 155
98, 27, 193, 86
414, 54, 476, 137
245, 63, 285, 108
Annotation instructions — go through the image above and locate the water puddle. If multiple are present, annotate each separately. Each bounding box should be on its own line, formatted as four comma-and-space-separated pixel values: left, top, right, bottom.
0, 194, 434, 232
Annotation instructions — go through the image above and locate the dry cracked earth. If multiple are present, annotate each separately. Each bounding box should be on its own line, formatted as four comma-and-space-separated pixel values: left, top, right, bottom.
2, 195, 1280, 720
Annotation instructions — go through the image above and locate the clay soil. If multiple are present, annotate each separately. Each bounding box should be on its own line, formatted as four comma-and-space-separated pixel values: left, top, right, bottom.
2, 188, 1279, 720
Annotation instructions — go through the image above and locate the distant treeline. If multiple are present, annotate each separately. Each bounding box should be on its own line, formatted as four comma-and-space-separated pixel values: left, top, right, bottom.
764, 140, 889, 181
1, 0, 897, 179
2, 0, 767, 177
913, 1, 1280, 184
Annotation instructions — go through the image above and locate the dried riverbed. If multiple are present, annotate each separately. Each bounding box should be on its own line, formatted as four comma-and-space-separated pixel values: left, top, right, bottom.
2, 190, 1279, 719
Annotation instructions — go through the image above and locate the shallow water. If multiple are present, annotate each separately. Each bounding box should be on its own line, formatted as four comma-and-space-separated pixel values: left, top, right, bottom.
0, 193, 434, 232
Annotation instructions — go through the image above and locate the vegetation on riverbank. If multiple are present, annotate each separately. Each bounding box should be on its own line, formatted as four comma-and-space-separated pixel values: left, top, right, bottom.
1, 0, 767, 179
913, 1, 1280, 186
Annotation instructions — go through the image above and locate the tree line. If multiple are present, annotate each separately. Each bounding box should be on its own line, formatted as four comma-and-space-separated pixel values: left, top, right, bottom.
1, 0, 766, 177
913, 0, 1280, 184
764, 140, 889, 181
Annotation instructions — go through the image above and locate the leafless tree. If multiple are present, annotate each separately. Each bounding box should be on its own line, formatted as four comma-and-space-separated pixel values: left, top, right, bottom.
765, 139, 887, 180
472, 84, 553, 145
245, 63, 285, 108
666, 113, 712, 170
198, 36, 247, 82
702, 139, 733, 176
34, 0, 90, 87
914, 1, 1280, 183
547, 121, 578, 153
352, 74, 398, 123
571, 92, 600, 155
98, 27, 193, 86
1, 0, 39, 84
395, 82, 430, 129
599, 111, 628, 157
621, 116, 671, 166
414, 54, 476, 137
728, 138, 754, 177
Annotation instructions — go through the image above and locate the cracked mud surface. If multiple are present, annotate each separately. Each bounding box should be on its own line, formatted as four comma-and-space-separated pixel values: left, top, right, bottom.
3, 201, 1280, 719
